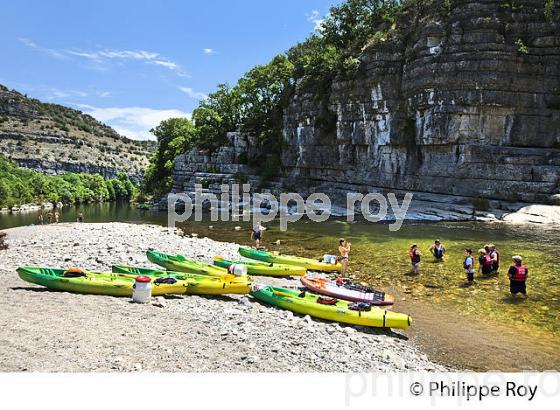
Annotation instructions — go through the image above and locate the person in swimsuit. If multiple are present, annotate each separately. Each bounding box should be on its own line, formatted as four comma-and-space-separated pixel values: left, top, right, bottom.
429, 239, 445, 261
338, 239, 351, 276
251, 222, 262, 249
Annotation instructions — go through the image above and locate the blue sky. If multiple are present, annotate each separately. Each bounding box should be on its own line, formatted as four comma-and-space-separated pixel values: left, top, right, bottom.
0, 0, 338, 140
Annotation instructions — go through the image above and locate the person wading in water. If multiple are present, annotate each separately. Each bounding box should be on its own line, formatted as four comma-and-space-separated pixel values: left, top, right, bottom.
338, 239, 351, 276
429, 239, 446, 262
463, 248, 475, 285
251, 222, 263, 249
409, 244, 421, 275
508, 255, 528, 297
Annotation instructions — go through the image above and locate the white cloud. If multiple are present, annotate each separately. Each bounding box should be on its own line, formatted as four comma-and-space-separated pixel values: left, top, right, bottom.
78, 104, 191, 140
18, 37, 66, 59
178, 86, 208, 101
98, 91, 111, 98
306, 10, 324, 31
203, 48, 216, 55
19, 38, 189, 77
41, 87, 88, 100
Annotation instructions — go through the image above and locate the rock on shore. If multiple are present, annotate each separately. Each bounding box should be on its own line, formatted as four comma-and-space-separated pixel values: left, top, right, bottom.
0, 222, 445, 372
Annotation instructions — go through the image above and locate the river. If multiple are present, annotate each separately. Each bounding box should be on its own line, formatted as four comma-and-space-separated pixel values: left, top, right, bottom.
2, 202, 559, 369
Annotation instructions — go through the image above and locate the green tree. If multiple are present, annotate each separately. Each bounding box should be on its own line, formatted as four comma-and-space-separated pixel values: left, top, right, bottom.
321, 0, 401, 54
144, 117, 196, 195
237, 55, 294, 143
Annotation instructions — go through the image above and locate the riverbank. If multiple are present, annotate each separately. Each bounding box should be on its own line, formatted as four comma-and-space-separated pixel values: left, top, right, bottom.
0, 222, 444, 372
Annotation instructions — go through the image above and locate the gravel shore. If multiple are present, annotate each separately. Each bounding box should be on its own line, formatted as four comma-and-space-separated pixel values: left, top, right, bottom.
0, 222, 446, 372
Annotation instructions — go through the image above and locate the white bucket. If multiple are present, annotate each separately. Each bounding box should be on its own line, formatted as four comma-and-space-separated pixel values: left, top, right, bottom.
323, 254, 337, 264
132, 276, 152, 303
228, 264, 248, 276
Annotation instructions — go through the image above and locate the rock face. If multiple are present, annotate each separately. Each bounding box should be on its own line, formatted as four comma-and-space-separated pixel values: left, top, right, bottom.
173, 0, 559, 208
0, 85, 154, 181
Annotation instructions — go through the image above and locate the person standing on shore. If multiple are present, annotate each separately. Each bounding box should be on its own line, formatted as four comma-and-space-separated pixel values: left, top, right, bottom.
251, 222, 262, 249
338, 239, 351, 276
46, 211, 53, 224
464, 248, 475, 284
409, 244, 421, 274
37, 214, 44, 225
508, 255, 528, 297
54, 211, 59, 223
429, 239, 446, 261
77, 212, 84, 223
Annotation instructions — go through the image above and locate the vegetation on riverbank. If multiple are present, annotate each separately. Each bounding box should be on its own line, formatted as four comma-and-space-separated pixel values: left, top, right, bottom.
0, 154, 137, 208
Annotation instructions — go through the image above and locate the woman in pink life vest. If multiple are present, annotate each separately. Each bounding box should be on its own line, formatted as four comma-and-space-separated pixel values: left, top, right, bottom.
478, 248, 493, 275
508, 255, 528, 296
409, 243, 421, 275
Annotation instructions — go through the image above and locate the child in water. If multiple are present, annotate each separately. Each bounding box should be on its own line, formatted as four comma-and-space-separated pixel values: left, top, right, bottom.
464, 248, 475, 284
409, 244, 421, 274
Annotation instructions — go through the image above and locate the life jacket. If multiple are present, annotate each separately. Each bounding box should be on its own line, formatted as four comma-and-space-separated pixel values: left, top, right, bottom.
463, 256, 473, 270
434, 245, 444, 258
483, 255, 493, 267
409, 248, 419, 263
512, 265, 528, 281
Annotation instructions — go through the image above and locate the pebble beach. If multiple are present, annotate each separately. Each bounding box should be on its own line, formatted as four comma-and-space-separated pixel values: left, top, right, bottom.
0, 222, 446, 372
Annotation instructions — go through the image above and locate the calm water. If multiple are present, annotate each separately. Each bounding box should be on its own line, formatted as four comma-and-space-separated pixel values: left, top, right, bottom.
2, 202, 559, 336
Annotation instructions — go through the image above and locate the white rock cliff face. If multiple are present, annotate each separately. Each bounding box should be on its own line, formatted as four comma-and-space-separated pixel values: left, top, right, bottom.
171, 1, 560, 221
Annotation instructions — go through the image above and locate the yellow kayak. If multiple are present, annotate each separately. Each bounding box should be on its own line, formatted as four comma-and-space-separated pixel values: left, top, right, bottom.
239, 247, 342, 272
250, 285, 411, 329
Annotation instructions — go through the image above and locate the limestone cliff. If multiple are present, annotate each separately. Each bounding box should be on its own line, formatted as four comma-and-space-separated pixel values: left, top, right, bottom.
0, 85, 154, 181
172, 0, 559, 212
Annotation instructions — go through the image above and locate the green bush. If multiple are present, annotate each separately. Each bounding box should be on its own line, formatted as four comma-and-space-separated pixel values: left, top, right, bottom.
0, 154, 137, 207
516, 38, 529, 54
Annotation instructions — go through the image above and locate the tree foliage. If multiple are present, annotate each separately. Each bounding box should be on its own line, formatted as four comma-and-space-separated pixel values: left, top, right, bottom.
144, 117, 197, 195
0, 155, 136, 207
145, 0, 410, 194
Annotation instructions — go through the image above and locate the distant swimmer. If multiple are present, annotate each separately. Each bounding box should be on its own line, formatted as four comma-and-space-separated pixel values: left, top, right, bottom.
429, 239, 445, 261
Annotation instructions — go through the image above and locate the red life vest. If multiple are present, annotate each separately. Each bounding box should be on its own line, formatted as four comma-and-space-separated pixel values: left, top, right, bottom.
483, 255, 493, 267
512, 265, 528, 281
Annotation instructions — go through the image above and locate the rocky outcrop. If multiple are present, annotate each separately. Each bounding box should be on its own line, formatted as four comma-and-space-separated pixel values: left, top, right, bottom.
172, 0, 560, 217
0, 85, 154, 181
282, 0, 560, 204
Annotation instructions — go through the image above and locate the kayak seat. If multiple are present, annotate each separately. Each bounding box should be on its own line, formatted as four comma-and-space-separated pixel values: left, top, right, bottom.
63, 268, 86, 278
154, 277, 178, 285
317, 296, 338, 305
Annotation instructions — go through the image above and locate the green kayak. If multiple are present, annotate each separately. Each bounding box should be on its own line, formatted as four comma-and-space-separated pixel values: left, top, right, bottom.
112, 265, 251, 295
17, 266, 190, 297
251, 285, 411, 329
146, 250, 244, 278
239, 247, 341, 272
213, 256, 306, 277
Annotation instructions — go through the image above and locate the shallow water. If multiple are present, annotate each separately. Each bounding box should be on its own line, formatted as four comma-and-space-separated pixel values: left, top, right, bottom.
185, 219, 560, 338
2, 203, 559, 338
